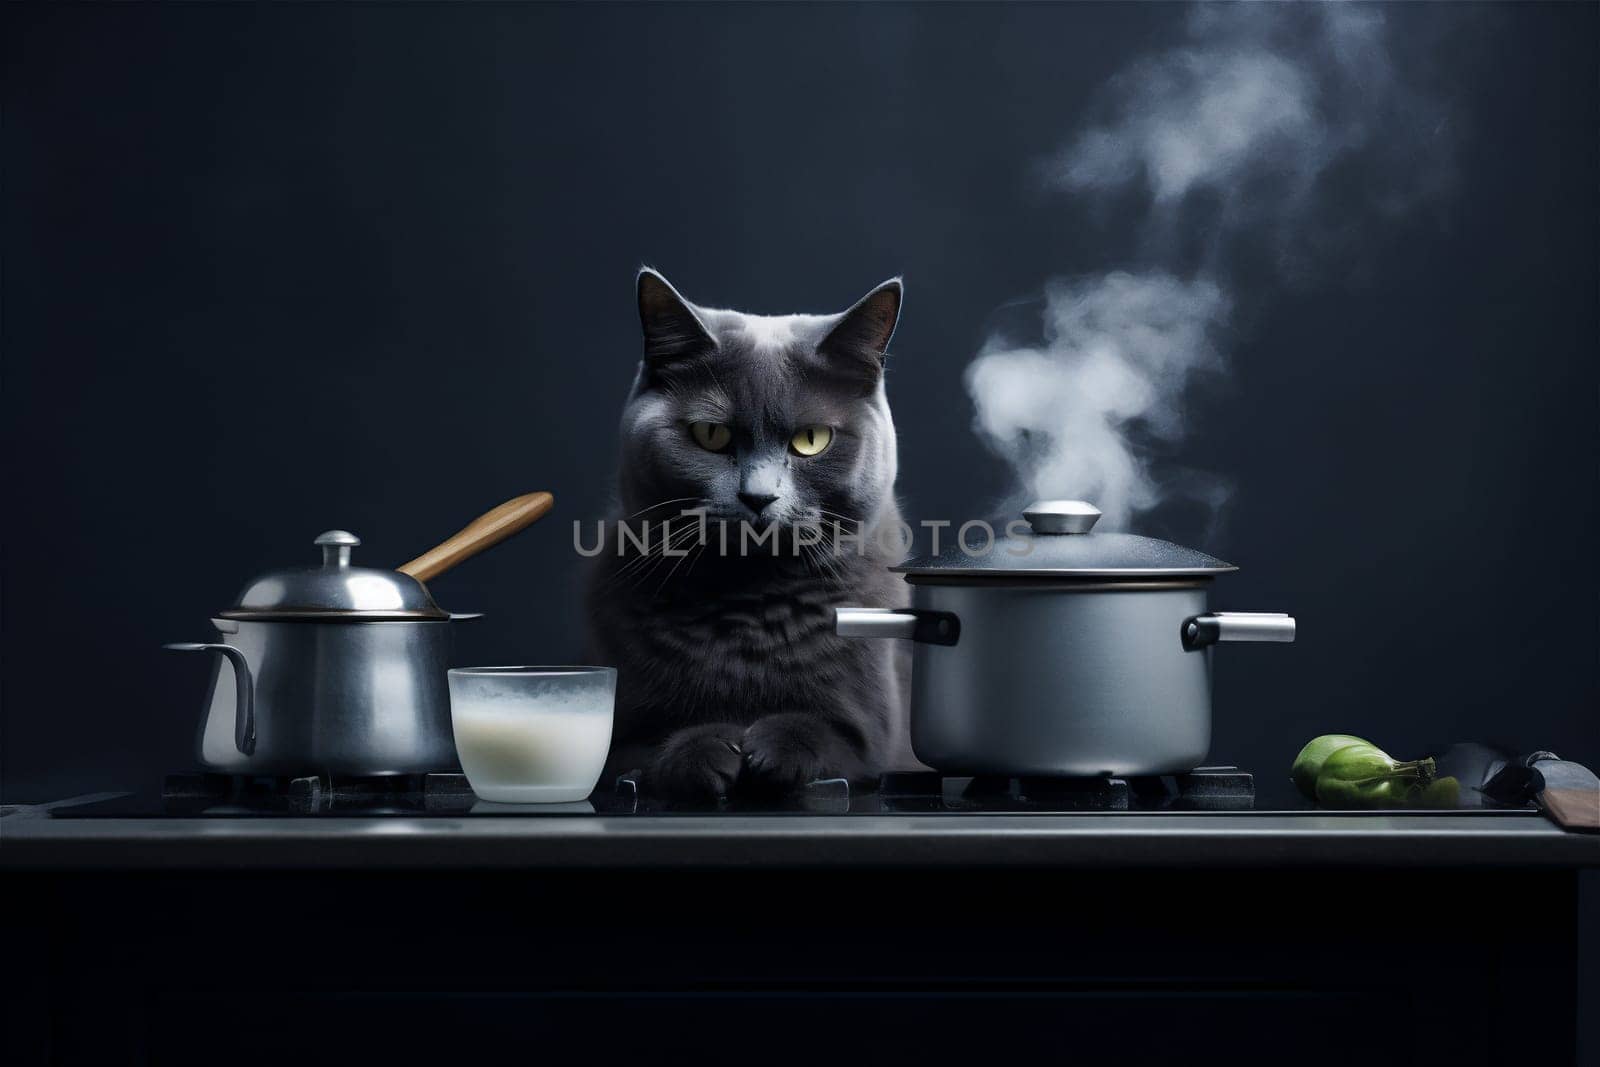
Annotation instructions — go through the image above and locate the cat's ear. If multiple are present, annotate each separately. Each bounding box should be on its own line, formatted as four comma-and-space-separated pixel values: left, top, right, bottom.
820, 278, 903, 374
638, 268, 715, 365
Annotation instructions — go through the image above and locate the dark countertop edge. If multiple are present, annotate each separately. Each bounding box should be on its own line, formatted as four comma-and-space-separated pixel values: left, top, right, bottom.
4, 812, 1597, 870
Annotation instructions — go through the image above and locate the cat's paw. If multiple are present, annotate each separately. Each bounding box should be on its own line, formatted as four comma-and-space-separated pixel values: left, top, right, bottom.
739, 715, 828, 796
647, 724, 744, 803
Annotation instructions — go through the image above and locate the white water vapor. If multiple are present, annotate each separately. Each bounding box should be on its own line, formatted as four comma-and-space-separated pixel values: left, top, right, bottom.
968, 273, 1227, 530
966, 3, 1454, 530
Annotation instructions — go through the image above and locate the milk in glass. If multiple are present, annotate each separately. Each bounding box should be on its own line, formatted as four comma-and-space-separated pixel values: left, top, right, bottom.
448, 667, 615, 803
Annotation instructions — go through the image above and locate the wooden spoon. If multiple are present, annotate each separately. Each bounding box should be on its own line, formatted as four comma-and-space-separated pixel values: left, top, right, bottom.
397, 491, 554, 583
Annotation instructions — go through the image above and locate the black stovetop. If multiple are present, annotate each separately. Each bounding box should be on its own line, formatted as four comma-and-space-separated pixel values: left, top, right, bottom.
43, 761, 1529, 818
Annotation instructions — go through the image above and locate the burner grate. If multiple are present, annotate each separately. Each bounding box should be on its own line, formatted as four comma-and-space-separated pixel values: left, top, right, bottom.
609, 771, 851, 814
878, 766, 1254, 812
155, 765, 1253, 815
161, 773, 476, 815
607, 766, 1254, 813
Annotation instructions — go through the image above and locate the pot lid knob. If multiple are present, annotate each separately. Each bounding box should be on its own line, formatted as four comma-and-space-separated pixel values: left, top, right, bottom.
313, 529, 361, 569
1022, 500, 1102, 535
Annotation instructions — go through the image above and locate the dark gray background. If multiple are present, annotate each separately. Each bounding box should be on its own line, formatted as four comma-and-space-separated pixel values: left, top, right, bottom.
3, 2, 1595, 800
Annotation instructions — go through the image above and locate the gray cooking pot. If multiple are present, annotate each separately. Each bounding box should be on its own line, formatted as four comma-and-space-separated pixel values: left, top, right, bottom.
834, 500, 1294, 777
165, 493, 552, 776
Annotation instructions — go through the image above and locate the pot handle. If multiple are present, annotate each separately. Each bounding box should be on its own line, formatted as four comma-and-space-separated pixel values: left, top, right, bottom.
165, 643, 256, 756
834, 607, 960, 646
398, 491, 554, 584
1183, 612, 1296, 651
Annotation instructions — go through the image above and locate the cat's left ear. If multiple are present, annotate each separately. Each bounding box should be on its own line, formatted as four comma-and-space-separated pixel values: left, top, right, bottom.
638, 268, 716, 366
820, 278, 903, 374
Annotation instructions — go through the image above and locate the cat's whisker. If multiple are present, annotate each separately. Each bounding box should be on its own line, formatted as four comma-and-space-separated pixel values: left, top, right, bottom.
800, 542, 826, 581
817, 542, 848, 583
618, 522, 705, 592
818, 548, 846, 585
801, 540, 845, 586
603, 531, 675, 581
598, 517, 702, 589
653, 529, 705, 594
622, 496, 705, 521
607, 552, 670, 593
615, 513, 705, 564
815, 510, 865, 532
608, 534, 694, 590
810, 516, 865, 570
682, 539, 708, 581
601, 523, 701, 590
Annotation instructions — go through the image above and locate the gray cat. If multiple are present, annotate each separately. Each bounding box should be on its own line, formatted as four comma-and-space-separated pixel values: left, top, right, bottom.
587, 269, 913, 800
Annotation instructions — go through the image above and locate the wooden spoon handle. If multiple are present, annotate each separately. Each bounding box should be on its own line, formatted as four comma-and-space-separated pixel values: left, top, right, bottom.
397, 491, 554, 584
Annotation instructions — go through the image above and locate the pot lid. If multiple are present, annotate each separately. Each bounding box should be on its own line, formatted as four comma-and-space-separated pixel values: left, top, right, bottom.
892, 500, 1237, 580
218, 531, 449, 620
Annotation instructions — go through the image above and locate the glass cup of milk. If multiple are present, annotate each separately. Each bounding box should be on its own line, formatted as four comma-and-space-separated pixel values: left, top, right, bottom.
447, 666, 616, 803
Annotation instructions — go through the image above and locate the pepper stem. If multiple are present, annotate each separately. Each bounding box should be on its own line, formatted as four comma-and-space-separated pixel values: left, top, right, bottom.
1392, 757, 1436, 785
1342, 757, 1437, 789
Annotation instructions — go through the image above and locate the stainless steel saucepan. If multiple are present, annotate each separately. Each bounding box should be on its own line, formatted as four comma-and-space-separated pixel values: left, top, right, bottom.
166, 492, 553, 776
835, 500, 1295, 777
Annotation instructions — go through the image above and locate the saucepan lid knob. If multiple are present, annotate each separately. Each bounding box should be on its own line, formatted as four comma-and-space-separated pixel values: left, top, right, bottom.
313, 529, 361, 569
218, 529, 449, 620
1022, 500, 1102, 535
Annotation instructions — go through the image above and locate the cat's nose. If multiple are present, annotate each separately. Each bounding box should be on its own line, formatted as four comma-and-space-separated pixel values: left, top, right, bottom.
738, 490, 779, 516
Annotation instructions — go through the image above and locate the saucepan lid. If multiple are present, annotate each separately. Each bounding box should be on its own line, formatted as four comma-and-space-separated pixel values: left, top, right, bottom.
219, 531, 450, 621
892, 500, 1237, 581
213, 493, 556, 622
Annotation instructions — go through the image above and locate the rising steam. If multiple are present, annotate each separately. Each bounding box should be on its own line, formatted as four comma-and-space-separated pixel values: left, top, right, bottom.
968, 273, 1227, 529
966, 4, 1453, 530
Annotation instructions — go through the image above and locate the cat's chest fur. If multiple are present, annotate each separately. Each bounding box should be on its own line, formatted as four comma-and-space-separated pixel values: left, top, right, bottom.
589, 548, 907, 729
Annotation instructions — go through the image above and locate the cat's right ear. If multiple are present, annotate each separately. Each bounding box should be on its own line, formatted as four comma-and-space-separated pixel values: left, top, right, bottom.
638, 268, 715, 366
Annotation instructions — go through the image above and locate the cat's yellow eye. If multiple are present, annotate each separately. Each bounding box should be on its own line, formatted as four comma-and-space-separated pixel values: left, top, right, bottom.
789, 425, 833, 457
689, 421, 733, 453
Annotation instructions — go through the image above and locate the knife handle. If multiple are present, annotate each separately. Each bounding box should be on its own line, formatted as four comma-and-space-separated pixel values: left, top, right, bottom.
1538, 788, 1600, 832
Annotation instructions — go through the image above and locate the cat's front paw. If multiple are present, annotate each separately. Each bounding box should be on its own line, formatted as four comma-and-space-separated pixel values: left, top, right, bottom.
647, 723, 744, 803
739, 715, 829, 796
